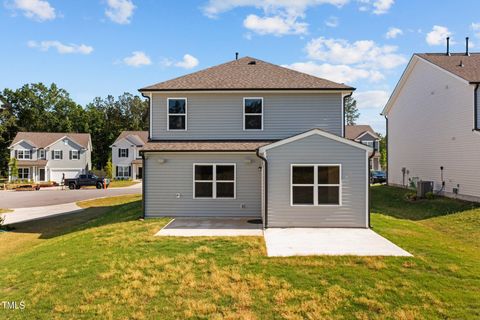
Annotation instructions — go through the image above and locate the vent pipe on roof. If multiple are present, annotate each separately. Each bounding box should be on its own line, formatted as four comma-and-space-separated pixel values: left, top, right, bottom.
235, 52, 239, 60
466, 37, 470, 56
446, 37, 450, 56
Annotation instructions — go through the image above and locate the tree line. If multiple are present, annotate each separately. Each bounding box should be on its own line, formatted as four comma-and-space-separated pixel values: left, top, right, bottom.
0, 83, 148, 177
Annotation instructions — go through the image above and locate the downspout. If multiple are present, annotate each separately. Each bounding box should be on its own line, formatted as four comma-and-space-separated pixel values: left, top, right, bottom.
255, 149, 268, 228
141, 152, 146, 219
141, 93, 152, 141
384, 115, 389, 184
342, 92, 353, 137
368, 149, 375, 228
474, 84, 479, 131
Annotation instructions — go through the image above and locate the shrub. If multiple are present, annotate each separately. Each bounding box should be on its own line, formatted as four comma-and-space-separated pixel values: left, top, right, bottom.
404, 192, 417, 201
425, 192, 435, 200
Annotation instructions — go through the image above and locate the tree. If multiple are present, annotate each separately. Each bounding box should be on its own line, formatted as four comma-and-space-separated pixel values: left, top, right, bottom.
379, 134, 387, 171
9, 157, 18, 181
344, 96, 360, 125
105, 156, 113, 179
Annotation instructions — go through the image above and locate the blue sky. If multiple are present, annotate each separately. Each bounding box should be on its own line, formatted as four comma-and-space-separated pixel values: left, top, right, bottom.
1, 0, 480, 133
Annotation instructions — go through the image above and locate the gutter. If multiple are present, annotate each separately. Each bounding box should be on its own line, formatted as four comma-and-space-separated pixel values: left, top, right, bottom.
140, 93, 152, 141
141, 152, 146, 219
342, 92, 354, 138
384, 115, 389, 185
255, 149, 268, 228
474, 84, 479, 131
368, 149, 376, 229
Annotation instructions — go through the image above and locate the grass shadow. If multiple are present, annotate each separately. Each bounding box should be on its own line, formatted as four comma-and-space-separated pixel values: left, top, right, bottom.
371, 185, 480, 220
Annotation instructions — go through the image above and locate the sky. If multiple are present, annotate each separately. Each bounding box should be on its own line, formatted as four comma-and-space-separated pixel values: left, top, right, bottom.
1, 0, 480, 134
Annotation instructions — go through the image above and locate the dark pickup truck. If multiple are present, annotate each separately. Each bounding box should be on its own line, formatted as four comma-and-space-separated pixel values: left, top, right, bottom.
64, 174, 110, 190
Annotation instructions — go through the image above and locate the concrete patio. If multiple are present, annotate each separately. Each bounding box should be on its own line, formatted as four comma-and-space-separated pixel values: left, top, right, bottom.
155, 217, 263, 237
264, 228, 412, 257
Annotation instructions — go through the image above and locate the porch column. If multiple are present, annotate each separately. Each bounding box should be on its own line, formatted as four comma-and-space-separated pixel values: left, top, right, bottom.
132, 164, 137, 180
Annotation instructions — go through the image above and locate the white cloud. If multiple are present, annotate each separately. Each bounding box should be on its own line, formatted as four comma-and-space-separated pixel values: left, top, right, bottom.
354, 90, 390, 109
372, 0, 394, 14
123, 51, 151, 67
11, 0, 56, 21
306, 37, 406, 70
324, 16, 339, 28
426, 25, 452, 46
385, 27, 402, 39
105, 0, 135, 24
471, 23, 480, 38
283, 61, 384, 84
202, 0, 348, 36
175, 54, 199, 69
243, 14, 307, 35
28, 40, 93, 54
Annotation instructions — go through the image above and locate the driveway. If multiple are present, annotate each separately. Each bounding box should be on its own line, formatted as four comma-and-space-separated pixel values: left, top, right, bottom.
264, 228, 412, 257
0, 183, 141, 208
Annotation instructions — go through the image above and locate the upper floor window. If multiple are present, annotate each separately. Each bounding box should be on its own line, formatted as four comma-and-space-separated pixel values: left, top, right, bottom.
362, 140, 379, 151
16, 149, 32, 160
38, 149, 46, 159
52, 150, 63, 160
70, 150, 80, 160
118, 148, 129, 158
243, 98, 263, 130
167, 98, 187, 130
291, 164, 341, 206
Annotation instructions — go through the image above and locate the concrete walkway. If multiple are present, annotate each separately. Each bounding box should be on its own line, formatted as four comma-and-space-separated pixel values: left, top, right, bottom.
155, 217, 263, 237
1, 203, 84, 225
264, 228, 412, 257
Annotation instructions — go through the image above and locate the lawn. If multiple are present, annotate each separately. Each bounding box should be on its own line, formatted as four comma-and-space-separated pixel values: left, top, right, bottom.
108, 180, 139, 188
0, 186, 479, 319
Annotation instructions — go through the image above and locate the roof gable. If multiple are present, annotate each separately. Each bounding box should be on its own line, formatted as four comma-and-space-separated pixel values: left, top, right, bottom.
113, 131, 148, 145
139, 57, 354, 92
9, 132, 91, 149
345, 125, 379, 140
259, 128, 372, 153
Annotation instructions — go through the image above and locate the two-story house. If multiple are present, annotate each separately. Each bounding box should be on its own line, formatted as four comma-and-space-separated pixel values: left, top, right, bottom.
381, 42, 480, 201
345, 125, 382, 171
111, 131, 148, 180
8, 132, 92, 183
139, 56, 372, 228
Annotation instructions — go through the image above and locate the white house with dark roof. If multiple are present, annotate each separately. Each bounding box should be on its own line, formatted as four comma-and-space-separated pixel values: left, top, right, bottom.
111, 131, 148, 180
345, 125, 381, 171
139, 56, 372, 228
382, 43, 480, 201
8, 132, 92, 183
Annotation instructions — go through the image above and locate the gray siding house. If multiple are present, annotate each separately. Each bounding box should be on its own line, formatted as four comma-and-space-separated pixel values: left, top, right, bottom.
8, 132, 92, 183
111, 131, 148, 180
139, 57, 372, 228
345, 125, 382, 171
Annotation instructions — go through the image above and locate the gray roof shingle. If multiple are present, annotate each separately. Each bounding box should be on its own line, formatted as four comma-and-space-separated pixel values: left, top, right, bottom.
417, 53, 480, 83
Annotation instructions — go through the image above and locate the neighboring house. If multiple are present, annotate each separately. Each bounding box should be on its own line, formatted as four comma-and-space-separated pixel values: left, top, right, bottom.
139, 56, 372, 228
345, 125, 382, 171
8, 132, 92, 183
381, 46, 480, 201
111, 131, 148, 180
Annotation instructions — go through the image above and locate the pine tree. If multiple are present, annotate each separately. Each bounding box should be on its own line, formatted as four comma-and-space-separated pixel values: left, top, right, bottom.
345, 96, 360, 125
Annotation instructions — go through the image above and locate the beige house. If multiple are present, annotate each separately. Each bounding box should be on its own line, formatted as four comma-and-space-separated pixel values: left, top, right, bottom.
345, 125, 382, 171
382, 47, 480, 201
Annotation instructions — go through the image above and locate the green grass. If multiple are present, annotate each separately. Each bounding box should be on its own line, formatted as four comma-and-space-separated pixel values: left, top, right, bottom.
0, 187, 479, 319
109, 180, 140, 188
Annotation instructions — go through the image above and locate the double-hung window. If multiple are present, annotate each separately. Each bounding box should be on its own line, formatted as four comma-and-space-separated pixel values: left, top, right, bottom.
243, 98, 263, 130
118, 148, 129, 158
18, 168, 29, 180
291, 165, 341, 206
117, 166, 130, 178
70, 150, 80, 160
38, 149, 46, 159
17, 150, 31, 160
53, 150, 62, 160
167, 98, 187, 130
194, 164, 236, 199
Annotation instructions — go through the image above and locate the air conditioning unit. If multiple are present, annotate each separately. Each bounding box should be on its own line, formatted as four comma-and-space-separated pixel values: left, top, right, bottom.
417, 181, 434, 198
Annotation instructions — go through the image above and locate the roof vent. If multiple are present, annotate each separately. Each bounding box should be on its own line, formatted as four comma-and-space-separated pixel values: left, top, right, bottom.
465, 37, 470, 56
248, 60, 256, 65
446, 37, 450, 56
458, 60, 464, 67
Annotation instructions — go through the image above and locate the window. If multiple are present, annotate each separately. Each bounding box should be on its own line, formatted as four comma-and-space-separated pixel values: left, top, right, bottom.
167, 98, 187, 130
243, 98, 263, 130
362, 140, 379, 151
291, 165, 341, 206
18, 168, 29, 180
194, 164, 235, 199
16, 150, 32, 160
52, 150, 62, 160
118, 148, 129, 158
70, 150, 80, 160
38, 149, 45, 159
117, 166, 130, 178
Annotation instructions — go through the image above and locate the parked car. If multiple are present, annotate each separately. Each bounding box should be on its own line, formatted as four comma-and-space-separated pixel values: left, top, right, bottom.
370, 171, 386, 184
64, 174, 110, 190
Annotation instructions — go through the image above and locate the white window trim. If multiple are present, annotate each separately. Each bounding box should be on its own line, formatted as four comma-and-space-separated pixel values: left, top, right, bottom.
243, 97, 263, 131
18, 167, 30, 180
290, 164, 342, 207
167, 97, 188, 131
119, 148, 129, 158
38, 149, 45, 159
193, 163, 236, 199
117, 165, 130, 178
17, 149, 32, 160
53, 150, 62, 160
71, 150, 80, 160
